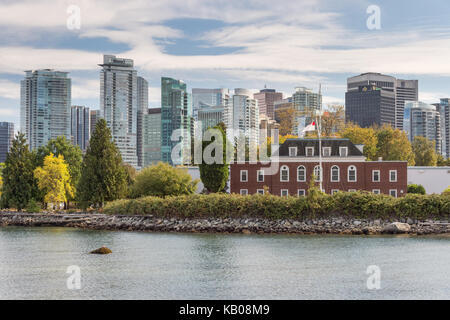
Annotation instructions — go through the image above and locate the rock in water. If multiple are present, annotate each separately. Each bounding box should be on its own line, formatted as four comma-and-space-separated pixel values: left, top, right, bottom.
382, 222, 411, 234
90, 246, 112, 254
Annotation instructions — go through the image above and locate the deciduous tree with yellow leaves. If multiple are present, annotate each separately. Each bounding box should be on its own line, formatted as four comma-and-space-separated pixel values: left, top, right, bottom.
34, 153, 74, 210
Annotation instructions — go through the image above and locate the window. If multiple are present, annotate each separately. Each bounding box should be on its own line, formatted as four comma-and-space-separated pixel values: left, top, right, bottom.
280, 165, 289, 182
331, 189, 339, 195
297, 189, 306, 196
240, 189, 248, 195
348, 189, 356, 192
281, 189, 289, 197
240, 170, 248, 182
390, 170, 397, 182
339, 147, 348, 157
322, 147, 331, 157
372, 170, 380, 182
372, 189, 380, 194
297, 166, 306, 182
289, 147, 297, 157
306, 147, 314, 157
257, 170, 264, 182
257, 189, 264, 195
348, 165, 357, 182
314, 165, 322, 182
389, 189, 397, 198
331, 165, 340, 182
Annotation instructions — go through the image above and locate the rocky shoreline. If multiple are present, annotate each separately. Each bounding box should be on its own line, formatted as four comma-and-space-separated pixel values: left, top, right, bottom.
1, 212, 450, 236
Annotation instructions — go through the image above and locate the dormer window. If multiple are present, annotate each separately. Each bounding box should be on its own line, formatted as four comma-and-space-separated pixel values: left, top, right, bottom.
289, 147, 297, 157
339, 147, 348, 157
322, 147, 331, 157
306, 147, 314, 157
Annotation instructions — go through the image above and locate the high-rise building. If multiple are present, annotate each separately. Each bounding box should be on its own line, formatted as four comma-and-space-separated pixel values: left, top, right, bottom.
143, 108, 161, 167
0, 122, 14, 162
21, 69, 71, 150
434, 99, 449, 158
345, 84, 396, 128
99, 55, 138, 168
254, 88, 283, 120
90, 110, 101, 135
224, 88, 259, 147
192, 88, 229, 120
161, 77, 192, 165
291, 87, 321, 135
404, 101, 441, 154
137, 76, 149, 168
346, 73, 418, 129
71, 106, 90, 151
259, 114, 280, 144
197, 106, 224, 134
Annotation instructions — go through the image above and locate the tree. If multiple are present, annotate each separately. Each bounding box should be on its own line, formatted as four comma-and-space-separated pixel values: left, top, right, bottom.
375, 125, 415, 165
1, 133, 38, 210
34, 153, 74, 209
443, 186, 450, 196
199, 125, 229, 193
407, 184, 426, 195
130, 162, 198, 198
321, 105, 345, 137
412, 136, 438, 166
340, 123, 378, 160
77, 119, 127, 208
276, 107, 295, 136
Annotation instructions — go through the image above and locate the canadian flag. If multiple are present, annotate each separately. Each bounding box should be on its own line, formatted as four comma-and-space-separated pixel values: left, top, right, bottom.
299, 121, 316, 137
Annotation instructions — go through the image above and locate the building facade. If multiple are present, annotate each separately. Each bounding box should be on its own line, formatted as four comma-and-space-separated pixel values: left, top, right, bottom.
404, 101, 441, 154
254, 88, 283, 120
435, 98, 450, 159
291, 87, 321, 135
259, 114, 280, 144
90, 110, 101, 135
137, 76, 149, 168
192, 88, 229, 120
0, 122, 14, 162
99, 54, 139, 168
70, 105, 90, 151
407, 166, 450, 194
21, 69, 71, 150
161, 77, 192, 165
143, 108, 161, 167
197, 106, 224, 134
230, 139, 407, 197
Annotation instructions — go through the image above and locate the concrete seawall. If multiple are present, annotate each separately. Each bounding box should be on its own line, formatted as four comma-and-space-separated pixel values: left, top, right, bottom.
1, 212, 449, 235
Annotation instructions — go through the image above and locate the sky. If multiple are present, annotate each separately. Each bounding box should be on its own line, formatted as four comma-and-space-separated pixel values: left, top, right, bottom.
1, 0, 450, 130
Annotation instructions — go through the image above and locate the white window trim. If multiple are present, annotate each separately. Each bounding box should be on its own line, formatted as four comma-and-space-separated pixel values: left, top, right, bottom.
348, 165, 357, 182
331, 189, 339, 195
372, 189, 380, 194
348, 189, 356, 192
297, 189, 306, 196
372, 170, 380, 182
240, 189, 248, 195
240, 170, 248, 182
322, 147, 331, 157
289, 147, 297, 157
389, 170, 397, 182
314, 165, 322, 182
389, 189, 398, 198
306, 147, 314, 157
281, 189, 289, 197
339, 147, 348, 157
280, 165, 289, 182
331, 165, 340, 182
257, 189, 264, 195
297, 166, 306, 182
257, 169, 264, 182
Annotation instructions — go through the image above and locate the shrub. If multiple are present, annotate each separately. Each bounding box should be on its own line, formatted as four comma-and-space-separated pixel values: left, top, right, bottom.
25, 199, 41, 213
130, 162, 199, 198
443, 186, 450, 196
407, 184, 426, 195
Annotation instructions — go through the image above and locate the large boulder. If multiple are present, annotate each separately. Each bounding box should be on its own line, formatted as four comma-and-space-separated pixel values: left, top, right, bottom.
90, 246, 112, 254
382, 222, 411, 234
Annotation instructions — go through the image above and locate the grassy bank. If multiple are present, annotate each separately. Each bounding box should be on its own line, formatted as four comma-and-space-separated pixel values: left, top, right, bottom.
104, 192, 450, 221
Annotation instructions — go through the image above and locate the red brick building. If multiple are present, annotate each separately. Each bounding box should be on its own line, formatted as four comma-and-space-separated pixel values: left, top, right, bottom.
230, 139, 407, 197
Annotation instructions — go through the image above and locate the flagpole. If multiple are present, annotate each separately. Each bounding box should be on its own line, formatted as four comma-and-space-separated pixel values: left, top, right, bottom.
318, 84, 322, 192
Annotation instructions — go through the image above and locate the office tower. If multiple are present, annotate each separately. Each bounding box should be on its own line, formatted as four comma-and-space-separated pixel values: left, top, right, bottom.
404, 101, 441, 153
70, 106, 90, 151
254, 88, 283, 120
0, 122, 14, 162
99, 54, 138, 168
161, 77, 192, 165
143, 108, 161, 167
90, 110, 101, 135
434, 99, 449, 158
346, 73, 418, 129
225, 88, 259, 147
20, 69, 71, 150
259, 114, 280, 144
197, 106, 224, 134
291, 87, 321, 135
192, 88, 229, 120
137, 76, 149, 168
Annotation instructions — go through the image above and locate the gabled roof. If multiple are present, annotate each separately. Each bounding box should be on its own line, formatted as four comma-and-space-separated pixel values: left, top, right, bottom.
279, 138, 364, 157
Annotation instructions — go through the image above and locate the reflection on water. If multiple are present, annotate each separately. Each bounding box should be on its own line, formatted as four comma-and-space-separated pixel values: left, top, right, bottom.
0, 227, 449, 300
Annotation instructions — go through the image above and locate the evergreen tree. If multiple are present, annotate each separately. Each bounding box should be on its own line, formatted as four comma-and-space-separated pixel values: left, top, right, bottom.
199, 124, 230, 193
1, 133, 38, 210
77, 119, 127, 208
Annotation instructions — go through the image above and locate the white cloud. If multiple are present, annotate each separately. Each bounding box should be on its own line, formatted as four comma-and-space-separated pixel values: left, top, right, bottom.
0, 79, 20, 99
419, 91, 449, 104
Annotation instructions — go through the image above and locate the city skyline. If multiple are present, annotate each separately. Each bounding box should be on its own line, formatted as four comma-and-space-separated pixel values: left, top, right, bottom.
1, 1, 450, 130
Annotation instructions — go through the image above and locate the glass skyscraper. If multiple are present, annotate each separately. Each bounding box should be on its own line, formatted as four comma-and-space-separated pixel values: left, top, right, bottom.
137, 76, 149, 168
71, 105, 90, 151
143, 108, 161, 167
0, 122, 14, 163
20, 69, 71, 150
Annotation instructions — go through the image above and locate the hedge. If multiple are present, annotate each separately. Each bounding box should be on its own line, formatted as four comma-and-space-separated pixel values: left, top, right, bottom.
103, 192, 450, 220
